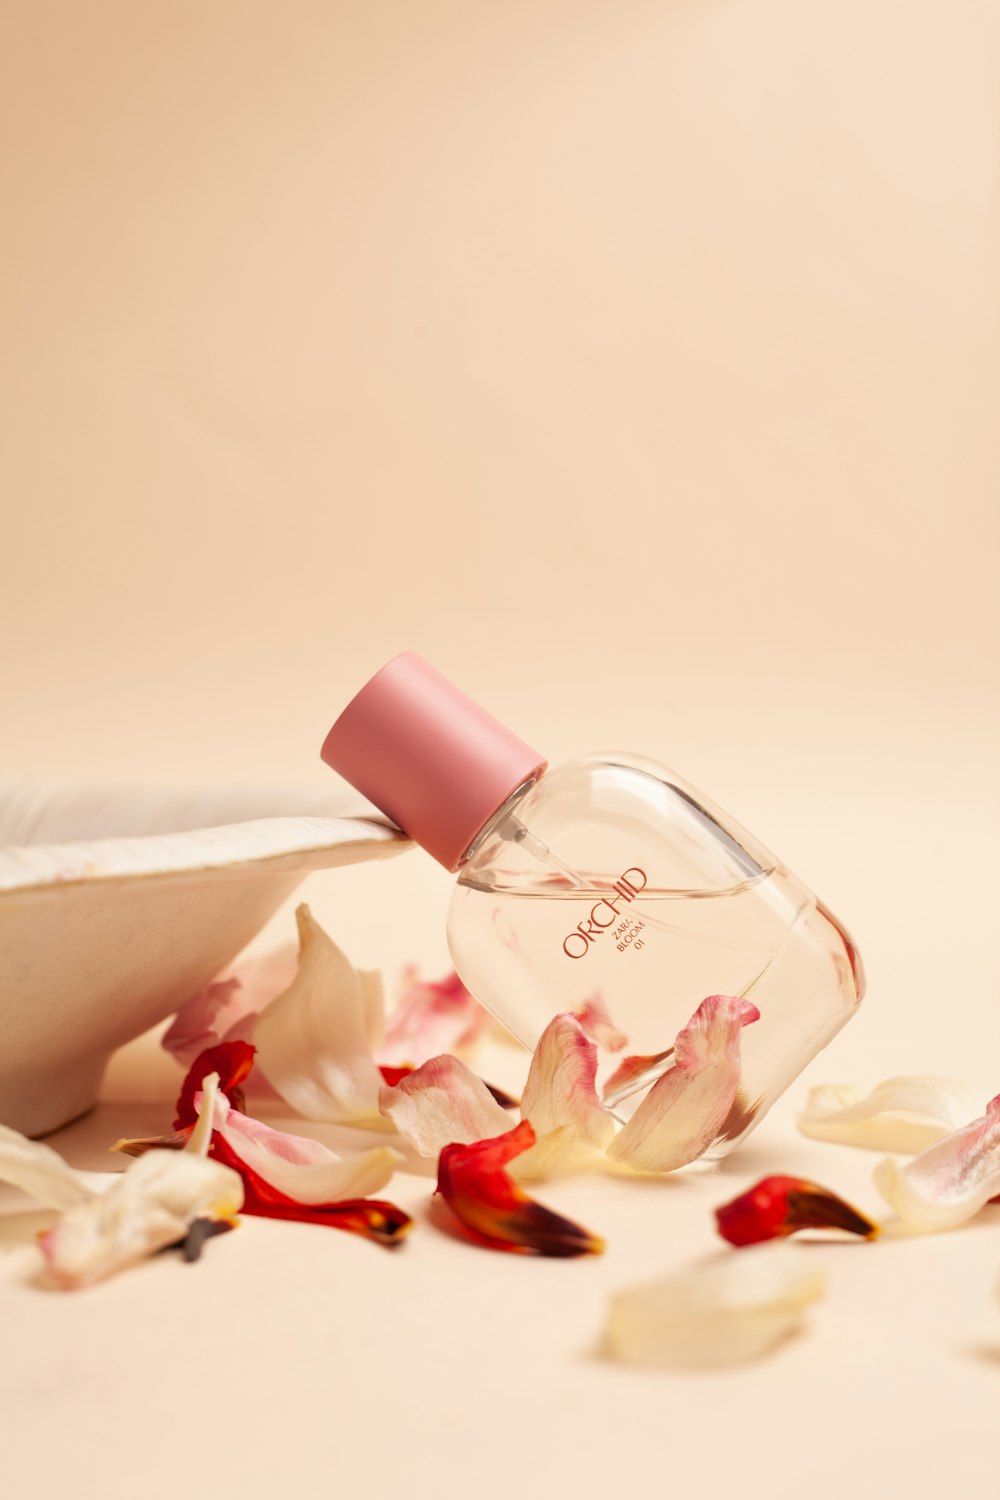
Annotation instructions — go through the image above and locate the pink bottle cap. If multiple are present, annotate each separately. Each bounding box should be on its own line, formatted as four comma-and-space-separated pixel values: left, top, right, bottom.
320, 652, 547, 871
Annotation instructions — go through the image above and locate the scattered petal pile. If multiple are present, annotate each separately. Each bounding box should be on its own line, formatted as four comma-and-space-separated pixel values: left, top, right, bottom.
606, 1244, 826, 1367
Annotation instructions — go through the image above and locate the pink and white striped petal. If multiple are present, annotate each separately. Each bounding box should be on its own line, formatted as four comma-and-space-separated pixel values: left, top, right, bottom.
379, 1055, 512, 1158
874, 1093, 1000, 1232
607, 995, 760, 1173
197, 1091, 400, 1203
162, 945, 299, 1066
515, 1013, 615, 1178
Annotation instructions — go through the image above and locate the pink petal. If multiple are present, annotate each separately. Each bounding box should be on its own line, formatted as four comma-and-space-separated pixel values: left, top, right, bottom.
515, 1014, 614, 1176
575, 995, 628, 1053
607, 995, 760, 1173
873, 1093, 1000, 1232
378, 967, 491, 1067
197, 1092, 399, 1204
379, 1055, 512, 1158
161, 945, 297, 1066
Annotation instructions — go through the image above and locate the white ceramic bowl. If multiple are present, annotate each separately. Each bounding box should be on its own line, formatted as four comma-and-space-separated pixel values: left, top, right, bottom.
0, 783, 409, 1136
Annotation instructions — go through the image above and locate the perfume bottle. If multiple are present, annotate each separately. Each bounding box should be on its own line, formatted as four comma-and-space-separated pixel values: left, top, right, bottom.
321, 652, 863, 1154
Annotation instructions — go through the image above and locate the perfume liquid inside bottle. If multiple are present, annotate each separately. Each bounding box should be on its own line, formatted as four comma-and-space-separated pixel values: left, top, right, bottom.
322, 656, 864, 1159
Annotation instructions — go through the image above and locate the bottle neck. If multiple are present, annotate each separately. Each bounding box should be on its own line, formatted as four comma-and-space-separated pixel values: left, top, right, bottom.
457, 775, 541, 866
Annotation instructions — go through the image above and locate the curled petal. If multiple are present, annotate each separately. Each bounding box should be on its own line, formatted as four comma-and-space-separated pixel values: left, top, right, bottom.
715, 1175, 878, 1247
605, 1244, 826, 1367
607, 995, 760, 1173
252, 904, 389, 1129
200, 1092, 400, 1204
174, 1040, 257, 1130
0, 1124, 102, 1211
515, 1014, 614, 1178
379, 1055, 511, 1158
205, 1130, 410, 1247
379, 966, 491, 1067
574, 995, 627, 1053
40, 1149, 243, 1289
798, 1077, 992, 1154
602, 1048, 675, 1106
436, 1120, 603, 1257
874, 1093, 1000, 1232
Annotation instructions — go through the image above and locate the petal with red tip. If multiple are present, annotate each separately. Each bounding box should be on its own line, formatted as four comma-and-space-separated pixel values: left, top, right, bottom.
436, 1120, 603, 1257
715, 1175, 878, 1247
205, 1129, 410, 1247
379, 1055, 511, 1157
379, 966, 491, 1067
174, 1039, 257, 1129
607, 995, 760, 1173
874, 1093, 1000, 1232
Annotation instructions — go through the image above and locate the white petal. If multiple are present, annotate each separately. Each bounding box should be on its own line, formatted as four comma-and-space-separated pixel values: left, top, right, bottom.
40, 1149, 244, 1289
513, 1014, 614, 1179
607, 995, 759, 1173
0, 1123, 99, 1211
874, 1093, 1000, 1233
252, 904, 389, 1128
201, 1092, 400, 1203
187, 1071, 220, 1157
799, 1076, 991, 1154
379, 1055, 511, 1158
606, 1244, 826, 1367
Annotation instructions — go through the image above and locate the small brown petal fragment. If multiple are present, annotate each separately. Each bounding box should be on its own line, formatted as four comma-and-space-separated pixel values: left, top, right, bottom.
716, 1175, 879, 1247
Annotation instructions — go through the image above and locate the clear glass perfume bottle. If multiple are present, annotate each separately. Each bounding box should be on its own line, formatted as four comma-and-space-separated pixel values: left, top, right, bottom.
322, 653, 864, 1157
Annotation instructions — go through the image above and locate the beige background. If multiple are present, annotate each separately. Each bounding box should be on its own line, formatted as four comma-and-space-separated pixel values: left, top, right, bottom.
2, 2, 999, 1497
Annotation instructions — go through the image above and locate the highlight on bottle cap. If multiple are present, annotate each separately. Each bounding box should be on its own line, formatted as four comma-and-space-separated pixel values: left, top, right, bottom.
320, 651, 547, 871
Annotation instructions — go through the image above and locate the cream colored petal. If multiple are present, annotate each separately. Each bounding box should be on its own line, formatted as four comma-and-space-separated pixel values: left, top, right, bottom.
186, 1071, 220, 1157
606, 1243, 826, 1368
0, 1123, 99, 1211
607, 995, 759, 1173
379, 1055, 511, 1158
799, 1076, 991, 1154
39, 1149, 244, 1289
252, 904, 389, 1129
511, 1013, 615, 1179
874, 1093, 1000, 1233
201, 1091, 400, 1203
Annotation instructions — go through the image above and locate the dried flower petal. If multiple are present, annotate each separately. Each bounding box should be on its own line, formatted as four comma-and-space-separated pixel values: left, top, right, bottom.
574, 995, 627, 1053
798, 1076, 991, 1154
514, 1013, 615, 1178
715, 1175, 878, 1247
0, 1125, 105, 1210
379, 966, 491, 1067
602, 1048, 675, 1104
605, 1244, 826, 1367
379, 1055, 512, 1157
175, 1039, 257, 1130
200, 1091, 400, 1203
436, 1120, 603, 1257
607, 995, 760, 1173
874, 1093, 1000, 1232
204, 1130, 411, 1246
252, 904, 390, 1129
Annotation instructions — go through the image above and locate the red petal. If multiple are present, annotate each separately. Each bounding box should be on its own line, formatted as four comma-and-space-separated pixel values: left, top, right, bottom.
174, 1040, 258, 1130
378, 1064, 414, 1088
716, 1175, 878, 1247
207, 1129, 411, 1247
436, 1120, 604, 1258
